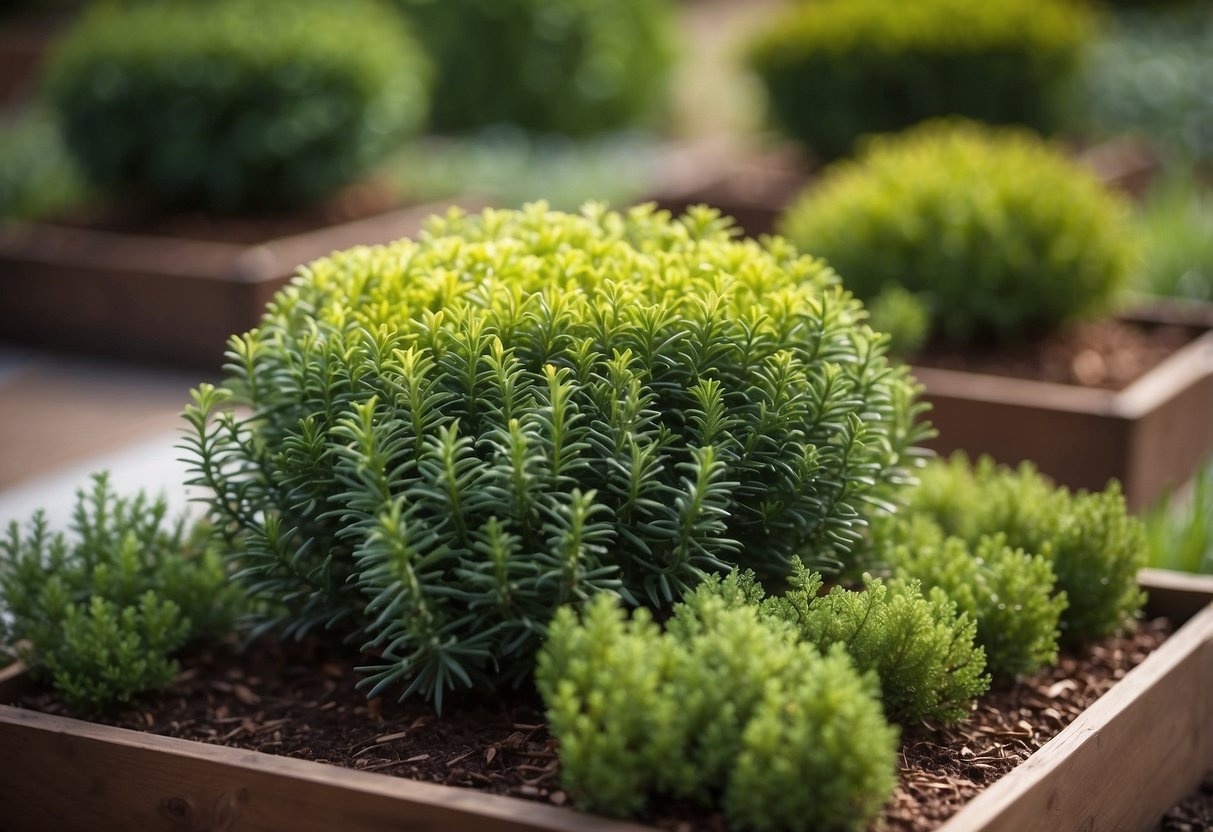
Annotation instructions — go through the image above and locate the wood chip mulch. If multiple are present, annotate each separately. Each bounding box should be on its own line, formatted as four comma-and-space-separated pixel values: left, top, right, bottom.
15, 616, 1175, 831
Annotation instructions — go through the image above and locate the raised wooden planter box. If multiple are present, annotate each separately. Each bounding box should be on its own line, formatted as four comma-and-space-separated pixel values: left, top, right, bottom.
0, 569, 1209, 832
916, 301, 1213, 511
0, 197, 481, 369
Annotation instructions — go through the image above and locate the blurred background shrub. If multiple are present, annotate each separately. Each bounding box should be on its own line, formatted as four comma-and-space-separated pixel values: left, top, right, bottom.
1144, 459, 1213, 574
748, 0, 1094, 160
1075, 8, 1213, 166
45, 0, 431, 213
0, 107, 87, 220
1134, 170, 1213, 302
397, 0, 675, 138
780, 120, 1137, 346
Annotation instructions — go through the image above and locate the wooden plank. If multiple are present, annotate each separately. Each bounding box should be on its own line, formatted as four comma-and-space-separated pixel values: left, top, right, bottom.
0, 571, 1206, 831
938, 581, 1213, 832
0, 704, 653, 832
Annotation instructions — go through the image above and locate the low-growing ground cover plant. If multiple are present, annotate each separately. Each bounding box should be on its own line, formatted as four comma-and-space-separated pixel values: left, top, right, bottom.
873, 454, 1147, 653
397, 0, 674, 137
678, 563, 989, 725
45, 0, 431, 213
780, 120, 1139, 347
0, 473, 240, 710
184, 202, 930, 707
748, 0, 1094, 160
536, 592, 899, 832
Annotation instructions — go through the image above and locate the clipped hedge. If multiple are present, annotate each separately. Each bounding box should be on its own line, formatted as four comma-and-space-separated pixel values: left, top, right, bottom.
46, 0, 430, 213
184, 203, 929, 706
398, 0, 674, 137
781, 120, 1137, 346
749, 0, 1095, 159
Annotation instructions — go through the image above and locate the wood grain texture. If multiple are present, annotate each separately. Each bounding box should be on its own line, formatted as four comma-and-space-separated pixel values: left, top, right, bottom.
0, 572, 1207, 832
937, 576, 1213, 832
0, 705, 654, 832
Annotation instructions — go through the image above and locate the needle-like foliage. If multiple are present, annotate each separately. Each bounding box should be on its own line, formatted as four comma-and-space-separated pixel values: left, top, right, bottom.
183, 203, 929, 706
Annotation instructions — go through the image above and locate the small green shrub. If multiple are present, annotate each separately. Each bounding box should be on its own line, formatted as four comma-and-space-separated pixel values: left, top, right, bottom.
536, 593, 898, 831
0, 473, 240, 709
896, 454, 1147, 642
866, 285, 930, 360
46, 0, 430, 213
878, 518, 1066, 677
1144, 459, 1213, 574
184, 203, 929, 707
677, 564, 988, 724
781, 120, 1138, 346
748, 0, 1095, 160
398, 0, 674, 137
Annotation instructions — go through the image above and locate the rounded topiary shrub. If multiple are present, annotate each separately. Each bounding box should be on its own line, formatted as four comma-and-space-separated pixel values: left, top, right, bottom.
45, 0, 430, 213
748, 0, 1095, 160
397, 0, 674, 137
780, 120, 1138, 345
184, 203, 929, 706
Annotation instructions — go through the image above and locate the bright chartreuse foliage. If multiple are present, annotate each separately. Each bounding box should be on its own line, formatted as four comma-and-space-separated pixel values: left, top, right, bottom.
183, 203, 929, 707
397, 0, 674, 137
780, 120, 1138, 346
748, 0, 1094, 159
536, 593, 898, 831
45, 0, 430, 213
0, 473, 241, 709
675, 564, 988, 724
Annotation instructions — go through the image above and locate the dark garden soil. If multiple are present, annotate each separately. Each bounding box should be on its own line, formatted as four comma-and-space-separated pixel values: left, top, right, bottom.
13, 617, 1174, 831
912, 319, 1199, 391
48, 177, 403, 245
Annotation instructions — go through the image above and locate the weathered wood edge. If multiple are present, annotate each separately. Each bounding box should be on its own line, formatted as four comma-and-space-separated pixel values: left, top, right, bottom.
0, 703, 655, 832
936, 570, 1213, 832
0, 571, 1207, 832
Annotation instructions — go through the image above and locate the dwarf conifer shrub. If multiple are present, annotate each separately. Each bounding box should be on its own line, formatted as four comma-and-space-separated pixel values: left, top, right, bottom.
46, 0, 430, 213
878, 517, 1067, 677
536, 593, 898, 831
184, 203, 929, 706
748, 0, 1094, 160
903, 454, 1147, 642
0, 474, 240, 709
398, 0, 674, 137
780, 121, 1138, 346
676, 564, 988, 724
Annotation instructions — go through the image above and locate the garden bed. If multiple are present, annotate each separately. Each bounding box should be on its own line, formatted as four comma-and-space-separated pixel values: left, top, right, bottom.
0, 193, 483, 369
0, 569, 1210, 832
914, 299, 1213, 510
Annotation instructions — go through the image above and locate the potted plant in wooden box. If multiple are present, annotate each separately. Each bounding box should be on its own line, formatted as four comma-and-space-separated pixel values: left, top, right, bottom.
0, 0, 463, 369
1, 206, 1211, 832
779, 119, 1213, 510
651, 0, 1118, 237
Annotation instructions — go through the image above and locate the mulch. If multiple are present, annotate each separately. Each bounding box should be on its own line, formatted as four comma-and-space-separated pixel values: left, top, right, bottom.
912, 319, 1198, 391
14, 615, 1178, 830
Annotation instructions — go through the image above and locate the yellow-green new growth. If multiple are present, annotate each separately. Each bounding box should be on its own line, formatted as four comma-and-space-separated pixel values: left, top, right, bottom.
185, 202, 929, 707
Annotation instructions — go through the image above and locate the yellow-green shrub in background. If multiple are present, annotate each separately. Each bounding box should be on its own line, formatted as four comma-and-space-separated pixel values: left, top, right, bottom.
781, 120, 1137, 346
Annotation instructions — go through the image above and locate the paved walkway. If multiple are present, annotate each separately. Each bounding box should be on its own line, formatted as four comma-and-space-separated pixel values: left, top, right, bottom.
0, 347, 209, 530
